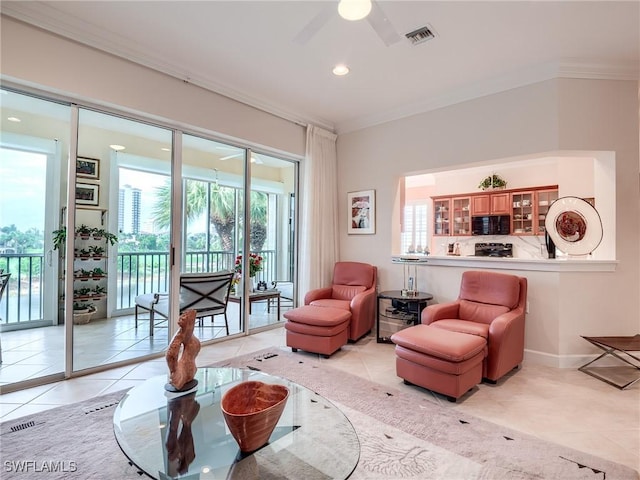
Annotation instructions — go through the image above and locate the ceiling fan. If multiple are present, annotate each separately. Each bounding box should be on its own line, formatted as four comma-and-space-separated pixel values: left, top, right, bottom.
293, 0, 402, 47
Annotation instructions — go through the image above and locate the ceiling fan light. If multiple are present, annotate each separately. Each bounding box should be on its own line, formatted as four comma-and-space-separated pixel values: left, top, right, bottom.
338, 0, 372, 21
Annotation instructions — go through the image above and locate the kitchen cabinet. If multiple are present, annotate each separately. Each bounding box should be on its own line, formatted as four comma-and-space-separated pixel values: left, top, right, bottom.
433, 198, 450, 236
433, 185, 558, 237
471, 192, 510, 215
451, 197, 471, 235
511, 191, 534, 235
535, 189, 559, 235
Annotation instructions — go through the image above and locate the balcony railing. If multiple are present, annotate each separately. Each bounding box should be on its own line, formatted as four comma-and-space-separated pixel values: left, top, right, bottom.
0, 250, 279, 324
0, 253, 44, 325
116, 250, 276, 310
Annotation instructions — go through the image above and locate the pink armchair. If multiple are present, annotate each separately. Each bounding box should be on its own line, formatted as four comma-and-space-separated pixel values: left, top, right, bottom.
422, 270, 527, 382
305, 262, 377, 342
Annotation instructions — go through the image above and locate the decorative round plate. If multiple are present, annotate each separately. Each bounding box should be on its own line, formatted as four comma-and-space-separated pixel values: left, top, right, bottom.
545, 196, 603, 255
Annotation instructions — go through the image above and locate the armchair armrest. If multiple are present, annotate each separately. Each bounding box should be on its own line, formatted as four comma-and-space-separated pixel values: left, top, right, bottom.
349, 288, 376, 322
421, 301, 461, 325
304, 286, 333, 305
486, 308, 526, 380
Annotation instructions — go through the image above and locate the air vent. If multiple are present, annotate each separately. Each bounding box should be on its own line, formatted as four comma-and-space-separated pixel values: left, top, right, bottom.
405, 25, 436, 46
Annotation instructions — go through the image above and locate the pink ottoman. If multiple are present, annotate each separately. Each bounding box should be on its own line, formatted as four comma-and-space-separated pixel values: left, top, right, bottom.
391, 325, 487, 402
284, 305, 351, 358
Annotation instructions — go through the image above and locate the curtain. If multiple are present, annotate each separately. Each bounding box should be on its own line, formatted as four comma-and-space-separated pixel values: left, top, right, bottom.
299, 125, 339, 302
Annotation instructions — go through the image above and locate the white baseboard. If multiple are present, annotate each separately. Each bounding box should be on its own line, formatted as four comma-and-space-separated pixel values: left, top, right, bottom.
523, 349, 621, 369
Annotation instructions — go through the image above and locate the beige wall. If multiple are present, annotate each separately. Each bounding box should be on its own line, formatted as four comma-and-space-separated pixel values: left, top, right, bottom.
0, 16, 305, 157
338, 78, 639, 366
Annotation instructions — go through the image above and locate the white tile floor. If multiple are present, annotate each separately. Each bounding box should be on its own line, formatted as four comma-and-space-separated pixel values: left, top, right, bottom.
0, 300, 283, 385
1, 326, 638, 475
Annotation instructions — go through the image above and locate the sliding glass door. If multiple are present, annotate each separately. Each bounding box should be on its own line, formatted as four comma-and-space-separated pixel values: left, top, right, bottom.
0, 89, 70, 386
0, 85, 299, 393
73, 109, 173, 371
181, 134, 245, 339
247, 152, 297, 331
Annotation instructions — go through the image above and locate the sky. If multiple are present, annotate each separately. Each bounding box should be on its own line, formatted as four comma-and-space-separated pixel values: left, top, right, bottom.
0, 148, 47, 231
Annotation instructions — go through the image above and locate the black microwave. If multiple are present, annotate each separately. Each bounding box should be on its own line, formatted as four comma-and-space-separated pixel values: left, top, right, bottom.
471, 215, 511, 236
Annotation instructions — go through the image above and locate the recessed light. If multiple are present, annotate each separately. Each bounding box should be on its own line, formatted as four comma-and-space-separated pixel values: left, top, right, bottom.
338, 0, 371, 21
110, 144, 125, 151
161, 147, 170, 152
333, 64, 350, 76
7, 117, 21, 122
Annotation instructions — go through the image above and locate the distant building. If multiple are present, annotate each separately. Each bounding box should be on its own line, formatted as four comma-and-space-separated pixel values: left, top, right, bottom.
119, 185, 141, 235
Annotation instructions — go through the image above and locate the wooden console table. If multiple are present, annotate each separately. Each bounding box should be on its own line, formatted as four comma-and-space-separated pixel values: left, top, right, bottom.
228, 289, 281, 318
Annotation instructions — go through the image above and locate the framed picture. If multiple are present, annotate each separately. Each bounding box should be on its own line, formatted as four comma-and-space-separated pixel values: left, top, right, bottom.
76, 183, 99, 206
76, 156, 100, 180
348, 189, 375, 235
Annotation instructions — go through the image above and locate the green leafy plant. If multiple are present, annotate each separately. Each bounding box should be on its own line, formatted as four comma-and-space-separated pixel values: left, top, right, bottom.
478, 174, 507, 191
73, 302, 96, 313
91, 267, 106, 276
94, 229, 119, 245
76, 224, 94, 237
93, 285, 107, 295
52, 228, 66, 250
74, 287, 92, 297
89, 245, 105, 257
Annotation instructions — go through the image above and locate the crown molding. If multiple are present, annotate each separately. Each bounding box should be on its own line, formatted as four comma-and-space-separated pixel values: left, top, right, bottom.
4, 4, 636, 137
1, 3, 336, 133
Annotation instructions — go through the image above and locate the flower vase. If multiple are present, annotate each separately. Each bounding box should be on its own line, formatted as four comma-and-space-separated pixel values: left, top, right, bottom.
237, 280, 243, 296
250, 276, 256, 293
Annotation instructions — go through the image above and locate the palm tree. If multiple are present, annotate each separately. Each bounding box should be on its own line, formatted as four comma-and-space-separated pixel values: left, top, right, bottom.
153, 179, 267, 252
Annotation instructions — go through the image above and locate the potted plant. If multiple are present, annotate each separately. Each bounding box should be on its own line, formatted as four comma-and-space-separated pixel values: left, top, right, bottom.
89, 245, 105, 258
73, 302, 96, 325
76, 224, 94, 239
74, 287, 93, 299
74, 268, 93, 280
91, 267, 106, 278
478, 174, 507, 191
76, 248, 92, 259
93, 229, 119, 245
92, 285, 107, 297
52, 228, 66, 250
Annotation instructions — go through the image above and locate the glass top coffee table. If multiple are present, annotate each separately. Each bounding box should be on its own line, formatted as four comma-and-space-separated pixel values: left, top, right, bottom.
113, 367, 360, 479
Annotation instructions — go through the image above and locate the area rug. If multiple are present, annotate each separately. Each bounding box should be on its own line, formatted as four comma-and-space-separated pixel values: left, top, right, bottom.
0, 347, 637, 480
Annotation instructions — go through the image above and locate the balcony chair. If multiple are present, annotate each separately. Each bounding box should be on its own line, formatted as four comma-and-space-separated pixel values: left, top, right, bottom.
134, 271, 234, 337
304, 261, 377, 342
424, 270, 527, 383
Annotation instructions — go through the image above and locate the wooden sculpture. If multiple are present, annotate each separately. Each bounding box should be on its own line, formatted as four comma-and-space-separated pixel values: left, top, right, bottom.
165, 309, 201, 392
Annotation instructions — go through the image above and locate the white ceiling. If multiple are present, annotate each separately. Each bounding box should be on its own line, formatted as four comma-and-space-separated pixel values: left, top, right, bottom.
2, 1, 639, 134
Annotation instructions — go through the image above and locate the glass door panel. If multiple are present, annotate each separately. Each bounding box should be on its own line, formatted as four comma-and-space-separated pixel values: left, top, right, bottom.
181, 134, 245, 340
74, 109, 172, 371
0, 89, 70, 387
248, 153, 297, 331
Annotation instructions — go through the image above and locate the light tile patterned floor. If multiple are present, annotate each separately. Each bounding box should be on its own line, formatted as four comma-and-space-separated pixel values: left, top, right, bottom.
0, 326, 638, 474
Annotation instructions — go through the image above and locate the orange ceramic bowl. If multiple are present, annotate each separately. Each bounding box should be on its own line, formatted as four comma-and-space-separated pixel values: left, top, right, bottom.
221, 380, 289, 452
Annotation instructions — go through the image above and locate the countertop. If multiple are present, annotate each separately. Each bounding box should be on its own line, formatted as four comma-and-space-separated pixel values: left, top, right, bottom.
392, 255, 618, 272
